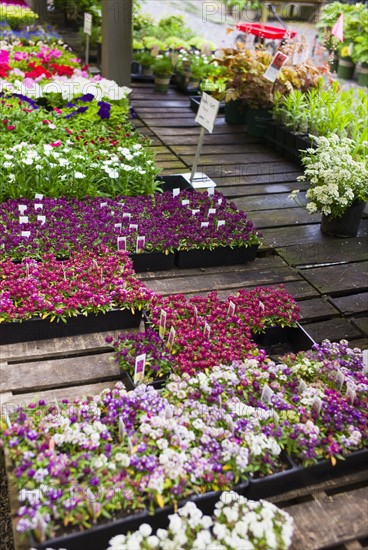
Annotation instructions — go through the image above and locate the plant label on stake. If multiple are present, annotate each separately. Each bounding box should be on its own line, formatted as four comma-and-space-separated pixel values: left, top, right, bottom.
261, 384, 274, 404
129, 224, 138, 231
118, 417, 125, 442
34, 203, 43, 210
264, 51, 288, 82
201, 221, 209, 228
173, 188, 180, 198
208, 208, 216, 217
117, 236, 126, 251
181, 199, 190, 206
100, 202, 107, 208
346, 383, 356, 405
19, 216, 29, 224
363, 350, 368, 375
84, 12, 92, 65
336, 369, 345, 390
192, 209, 200, 216
227, 300, 236, 317
114, 222, 122, 232
193, 305, 198, 325
37, 215, 46, 225
217, 197, 223, 206
21, 231, 31, 238
122, 213, 131, 220
18, 205, 27, 215
35, 193, 43, 200
299, 379, 308, 393
207, 187, 215, 195
136, 236, 145, 253
134, 353, 146, 385
311, 395, 322, 417
159, 309, 167, 340
167, 326, 176, 351
204, 322, 211, 340
217, 220, 225, 228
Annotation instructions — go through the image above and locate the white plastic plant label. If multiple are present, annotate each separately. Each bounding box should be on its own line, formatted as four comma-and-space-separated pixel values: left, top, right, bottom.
217, 220, 225, 228
136, 236, 145, 253
167, 326, 176, 351
346, 383, 356, 405
117, 236, 126, 251
123, 212, 131, 219
261, 384, 274, 404
159, 309, 167, 340
311, 395, 322, 417
18, 204, 27, 214
129, 224, 138, 231
181, 199, 190, 206
264, 51, 288, 82
173, 188, 180, 197
34, 203, 43, 210
21, 231, 31, 238
19, 216, 29, 224
37, 215, 46, 225
335, 369, 345, 390
207, 187, 215, 195
204, 322, 211, 339
299, 379, 308, 393
208, 208, 216, 216
227, 300, 236, 317
114, 222, 122, 231
192, 209, 200, 216
201, 221, 209, 228
217, 198, 223, 206
100, 202, 107, 208
363, 350, 368, 374
35, 193, 43, 200
134, 353, 146, 385
193, 305, 198, 325
84, 12, 92, 35
118, 417, 125, 442
195, 92, 220, 133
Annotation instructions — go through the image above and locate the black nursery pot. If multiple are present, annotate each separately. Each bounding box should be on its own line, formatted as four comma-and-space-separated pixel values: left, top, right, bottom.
156, 175, 194, 193
175, 244, 259, 269
252, 323, 315, 357
121, 369, 169, 391
130, 251, 175, 273
0, 309, 142, 345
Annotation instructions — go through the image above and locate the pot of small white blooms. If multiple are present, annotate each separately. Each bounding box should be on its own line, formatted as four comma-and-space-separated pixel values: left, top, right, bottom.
290, 134, 368, 238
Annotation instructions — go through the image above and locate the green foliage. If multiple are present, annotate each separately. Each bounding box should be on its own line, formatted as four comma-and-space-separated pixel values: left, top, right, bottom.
153, 55, 173, 76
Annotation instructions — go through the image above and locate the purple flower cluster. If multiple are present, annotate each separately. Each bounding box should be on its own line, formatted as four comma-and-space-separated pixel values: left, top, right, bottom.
0, 191, 261, 260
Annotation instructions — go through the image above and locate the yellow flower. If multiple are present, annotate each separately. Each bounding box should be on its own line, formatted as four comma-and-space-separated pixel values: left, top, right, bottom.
340, 46, 350, 58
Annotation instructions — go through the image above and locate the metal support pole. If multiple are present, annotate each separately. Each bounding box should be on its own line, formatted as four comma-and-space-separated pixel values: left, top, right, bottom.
190, 126, 206, 183
102, 0, 132, 86
85, 35, 90, 66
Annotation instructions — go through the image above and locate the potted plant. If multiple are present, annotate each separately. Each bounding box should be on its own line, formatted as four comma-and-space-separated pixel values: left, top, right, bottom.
153, 55, 174, 92
133, 50, 156, 76
290, 134, 368, 238
351, 8, 368, 86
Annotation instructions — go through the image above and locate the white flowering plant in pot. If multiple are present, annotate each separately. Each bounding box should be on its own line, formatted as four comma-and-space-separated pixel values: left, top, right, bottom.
108, 492, 294, 550
290, 134, 368, 219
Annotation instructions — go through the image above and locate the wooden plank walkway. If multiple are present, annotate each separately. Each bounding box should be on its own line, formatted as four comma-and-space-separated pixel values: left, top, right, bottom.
1, 81, 367, 550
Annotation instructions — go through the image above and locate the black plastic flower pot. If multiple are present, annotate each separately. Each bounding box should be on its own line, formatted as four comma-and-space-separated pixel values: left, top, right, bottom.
252, 323, 315, 357
156, 175, 194, 193
246, 454, 298, 500
321, 201, 366, 238
130, 252, 175, 273
225, 100, 248, 124
0, 309, 142, 346
121, 369, 170, 391
175, 244, 259, 269
246, 107, 272, 138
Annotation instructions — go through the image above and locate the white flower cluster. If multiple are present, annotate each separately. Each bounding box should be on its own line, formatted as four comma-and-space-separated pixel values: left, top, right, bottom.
107, 493, 294, 550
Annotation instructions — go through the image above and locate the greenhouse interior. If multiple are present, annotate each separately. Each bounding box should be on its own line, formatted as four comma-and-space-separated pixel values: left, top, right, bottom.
0, 0, 367, 549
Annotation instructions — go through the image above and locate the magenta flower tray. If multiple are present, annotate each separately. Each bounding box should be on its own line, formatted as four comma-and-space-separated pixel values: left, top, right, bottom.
0, 308, 142, 345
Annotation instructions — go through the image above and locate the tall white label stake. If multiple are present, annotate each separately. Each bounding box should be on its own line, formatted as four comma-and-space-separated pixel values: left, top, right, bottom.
179, 92, 220, 190
84, 13, 92, 65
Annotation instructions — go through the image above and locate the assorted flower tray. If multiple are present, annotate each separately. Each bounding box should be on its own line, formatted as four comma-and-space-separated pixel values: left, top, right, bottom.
175, 244, 259, 269
31, 482, 250, 550
0, 308, 142, 345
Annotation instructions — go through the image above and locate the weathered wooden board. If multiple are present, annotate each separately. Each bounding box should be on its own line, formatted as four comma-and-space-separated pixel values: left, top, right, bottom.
277, 239, 368, 267
171, 143, 277, 155
250, 208, 321, 228
216, 182, 306, 199
287, 486, 368, 550
302, 318, 363, 342
329, 293, 368, 315
0, 329, 131, 363
298, 298, 340, 322
351, 317, 368, 336
263, 220, 368, 247
1, 353, 119, 394
142, 267, 302, 296
300, 261, 368, 296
